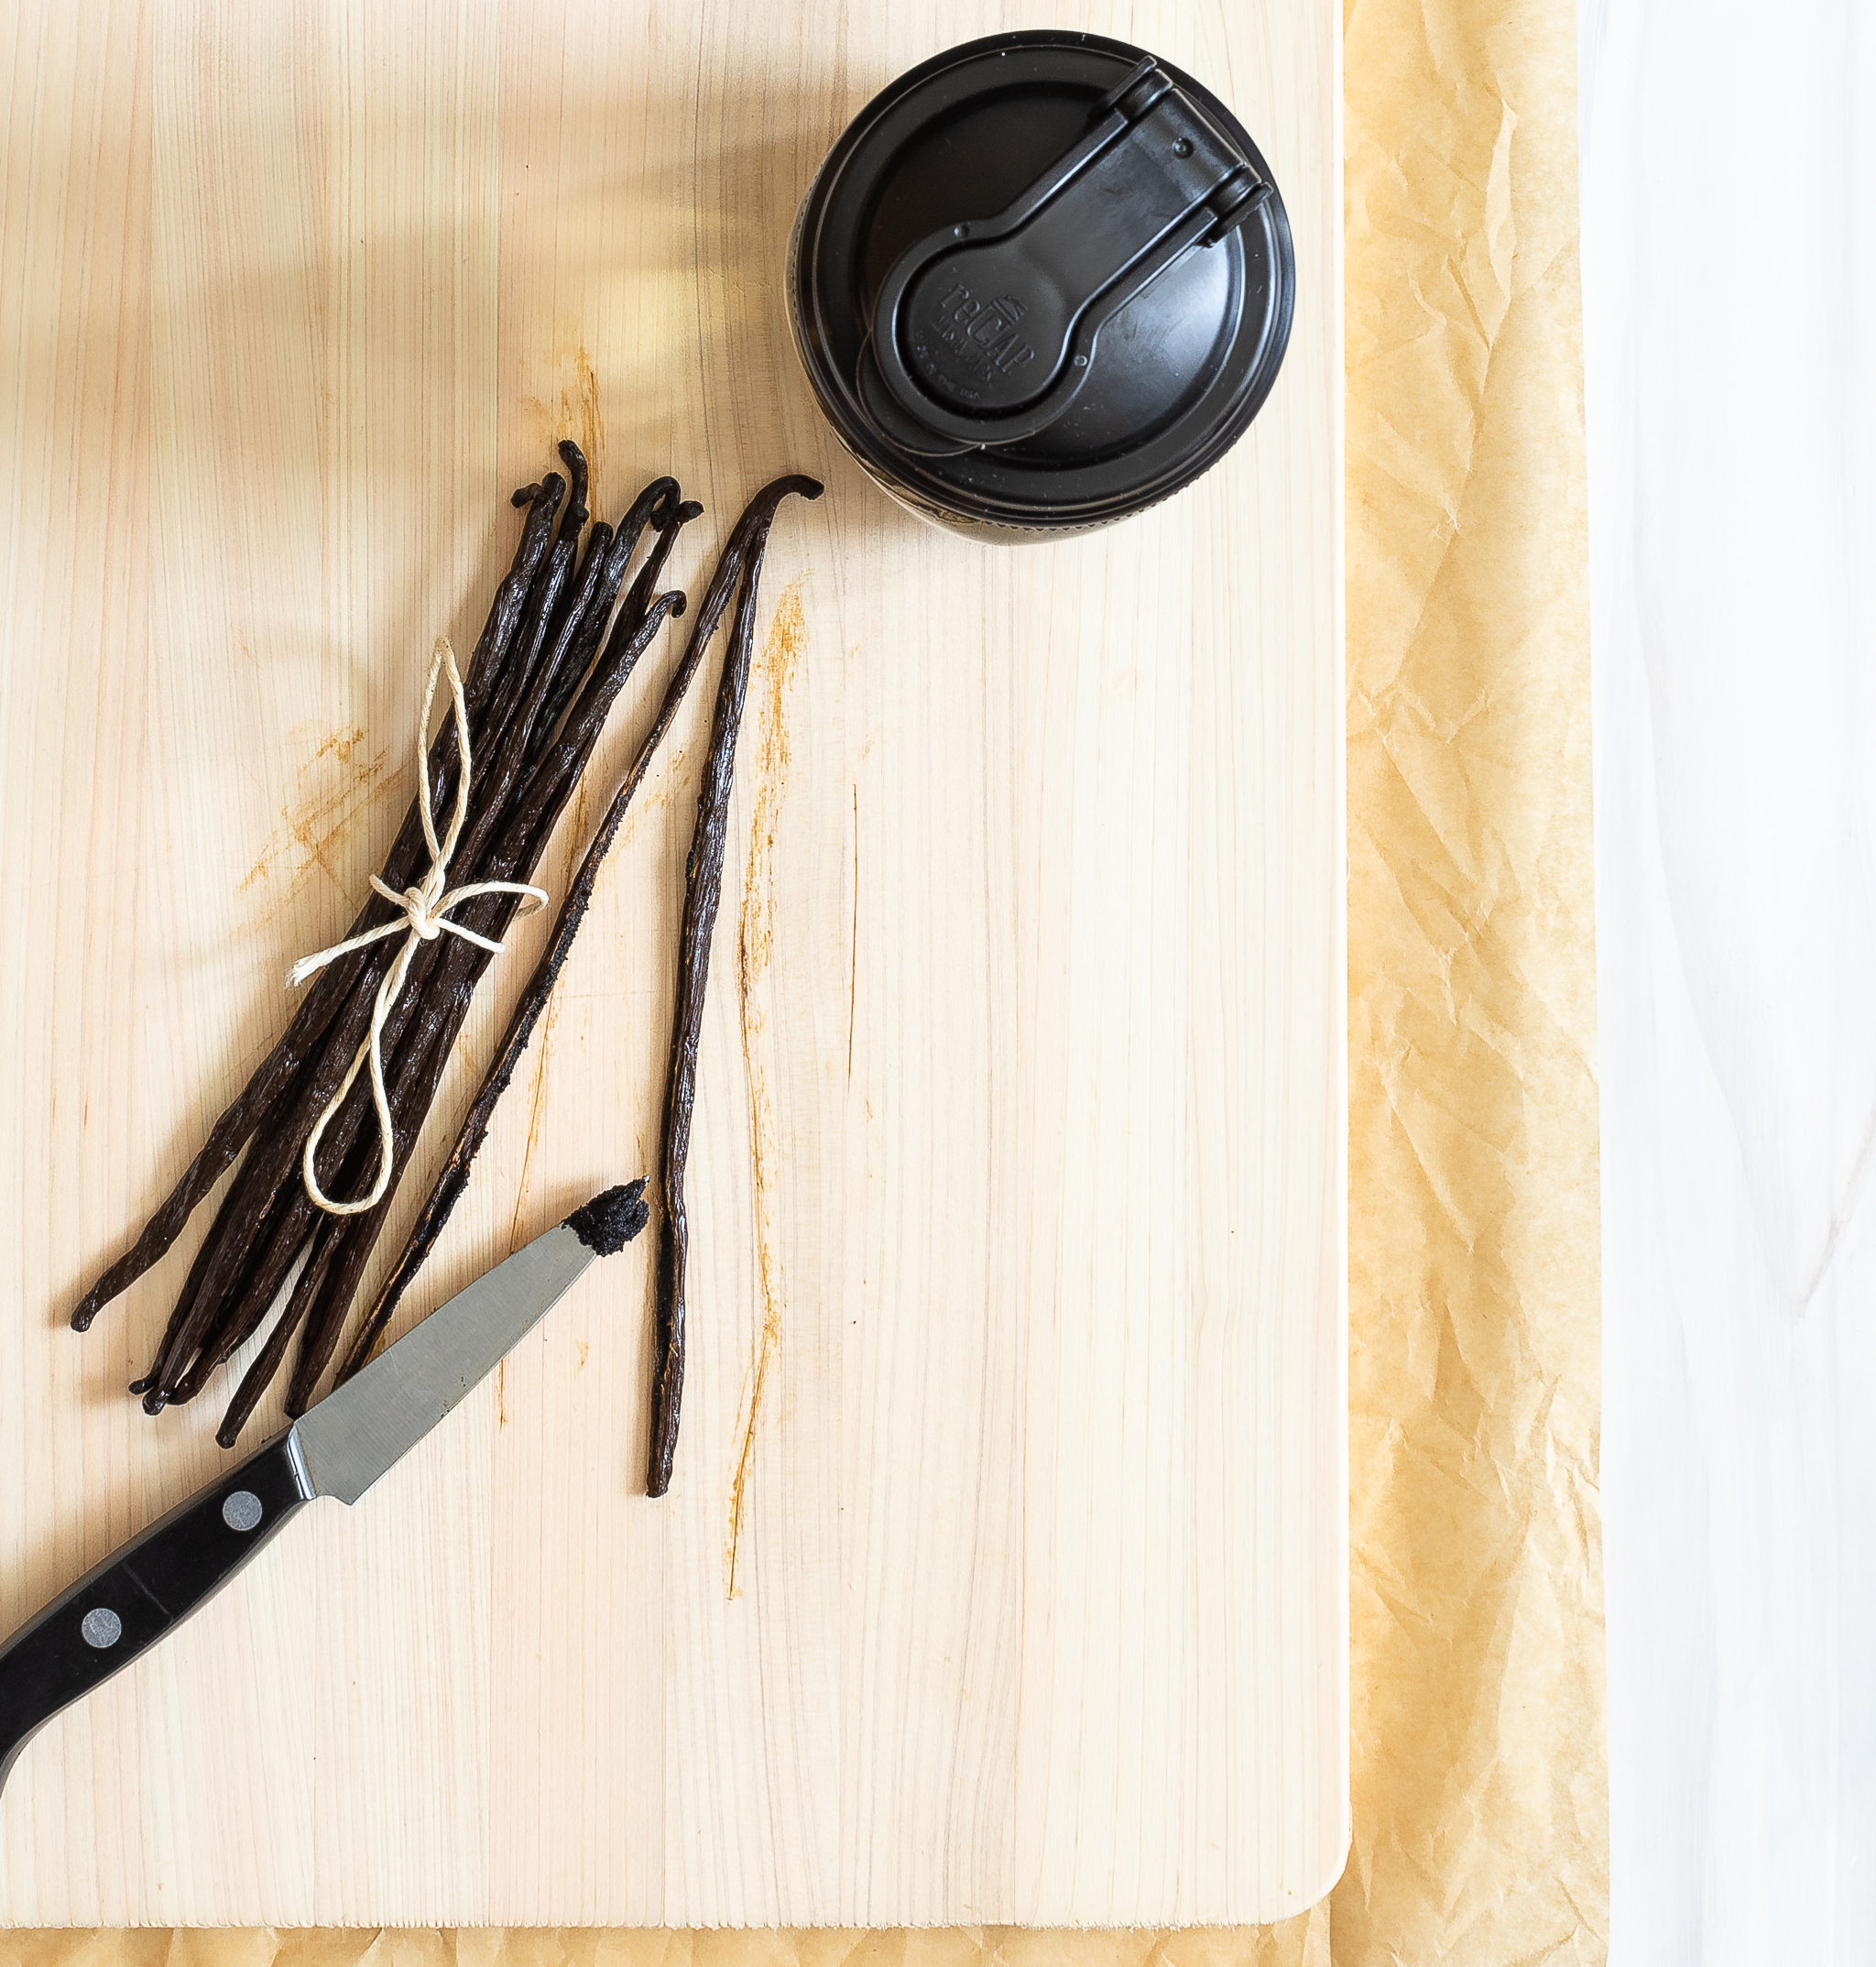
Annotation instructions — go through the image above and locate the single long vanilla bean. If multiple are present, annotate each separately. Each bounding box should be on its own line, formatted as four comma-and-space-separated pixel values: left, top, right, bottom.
646, 475, 822, 1497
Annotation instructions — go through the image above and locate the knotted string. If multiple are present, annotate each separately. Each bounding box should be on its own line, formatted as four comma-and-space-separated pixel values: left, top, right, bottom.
289, 638, 548, 1215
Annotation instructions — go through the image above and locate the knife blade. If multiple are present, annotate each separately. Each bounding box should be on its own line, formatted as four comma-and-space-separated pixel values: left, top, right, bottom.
0, 1179, 648, 1796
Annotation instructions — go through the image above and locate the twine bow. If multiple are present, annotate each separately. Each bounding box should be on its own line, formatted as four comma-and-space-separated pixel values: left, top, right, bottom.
289, 638, 548, 1215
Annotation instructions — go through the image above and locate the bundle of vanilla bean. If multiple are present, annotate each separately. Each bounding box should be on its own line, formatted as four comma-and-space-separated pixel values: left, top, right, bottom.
71, 440, 820, 1477
71, 441, 692, 1441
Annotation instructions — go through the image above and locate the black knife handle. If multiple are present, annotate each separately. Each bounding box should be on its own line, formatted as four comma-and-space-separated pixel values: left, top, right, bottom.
0, 1428, 316, 1795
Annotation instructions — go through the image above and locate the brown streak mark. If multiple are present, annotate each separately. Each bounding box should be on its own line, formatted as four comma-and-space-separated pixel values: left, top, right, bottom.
496, 1358, 508, 1427
573, 347, 605, 470
562, 781, 591, 898
725, 577, 806, 1599
527, 353, 605, 476
307, 726, 366, 769
612, 744, 687, 852
239, 743, 394, 902
847, 783, 858, 1082
507, 986, 565, 1257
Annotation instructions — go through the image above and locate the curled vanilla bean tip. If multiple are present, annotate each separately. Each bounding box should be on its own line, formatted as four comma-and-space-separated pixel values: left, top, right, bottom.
558, 441, 590, 530
513, 483, 542, 506
214, 1410, 248, 1450
642, 483, 680, 527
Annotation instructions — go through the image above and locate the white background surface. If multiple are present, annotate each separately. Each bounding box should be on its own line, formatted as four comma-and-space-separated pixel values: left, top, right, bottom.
1579, 0, 1876, 1957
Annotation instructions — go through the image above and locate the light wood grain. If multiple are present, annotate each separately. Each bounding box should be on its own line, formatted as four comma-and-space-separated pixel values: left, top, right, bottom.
0, 0, 1343, 1928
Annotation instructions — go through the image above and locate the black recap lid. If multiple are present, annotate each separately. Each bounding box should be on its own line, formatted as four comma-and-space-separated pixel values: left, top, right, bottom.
789, 31, 1295, 535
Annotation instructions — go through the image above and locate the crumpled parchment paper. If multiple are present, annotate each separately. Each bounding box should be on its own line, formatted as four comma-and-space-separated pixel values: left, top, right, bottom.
6, 0, 1602, 1951
1336, 0, 1605, 1948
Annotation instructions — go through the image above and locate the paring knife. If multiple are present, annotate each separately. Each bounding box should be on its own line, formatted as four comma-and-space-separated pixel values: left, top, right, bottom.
0, 1180, 649, 1796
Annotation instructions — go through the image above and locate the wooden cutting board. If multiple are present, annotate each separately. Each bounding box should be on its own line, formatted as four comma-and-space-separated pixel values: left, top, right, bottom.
0, 0, 1343, 1929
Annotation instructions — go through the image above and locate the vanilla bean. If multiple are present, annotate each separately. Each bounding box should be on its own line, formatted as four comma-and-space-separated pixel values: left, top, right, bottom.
612, 484, 692, 637
594, 492, 702, 686
504, 519, 705, 856
510, 485, 660, 765
486, 443, 601, 738
131, 939, 435, 1409
215, 1214, 344, 1446
125, 1170, 260, 1398
277, 869, 562, 1416
168, 1219, 298, 1403
180, 1199, 335, 1407
466, 472, 572, 721
529, 481, 684, 756
532, 515, 617, 727
134, 1047, 338, 1404
497, 534, 579, 727
136, 1036, 364, 1407
646, 475, 822, 1497
155, 1062, 372, 1409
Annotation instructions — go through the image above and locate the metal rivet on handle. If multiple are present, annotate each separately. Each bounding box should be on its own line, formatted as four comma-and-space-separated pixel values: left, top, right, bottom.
81, 1607, 122, 1649
222, 1490, 263, 1533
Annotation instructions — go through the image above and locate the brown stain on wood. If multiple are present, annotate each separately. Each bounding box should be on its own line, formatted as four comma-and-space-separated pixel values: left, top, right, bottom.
847, 783, 858, 1082
238, 735, 393, 906
522, 346, 605, 478
560, 780, 591, 899
572, 348, 604, 467
616, 744, 688, 847
495, 1358, 508, 1427
507, 984, 565, 1256
311, 725, 366, 766
725, 576, 806, 1600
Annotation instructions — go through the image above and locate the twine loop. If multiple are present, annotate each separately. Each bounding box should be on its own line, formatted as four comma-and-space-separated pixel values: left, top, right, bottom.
289, 639, 547, 1216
